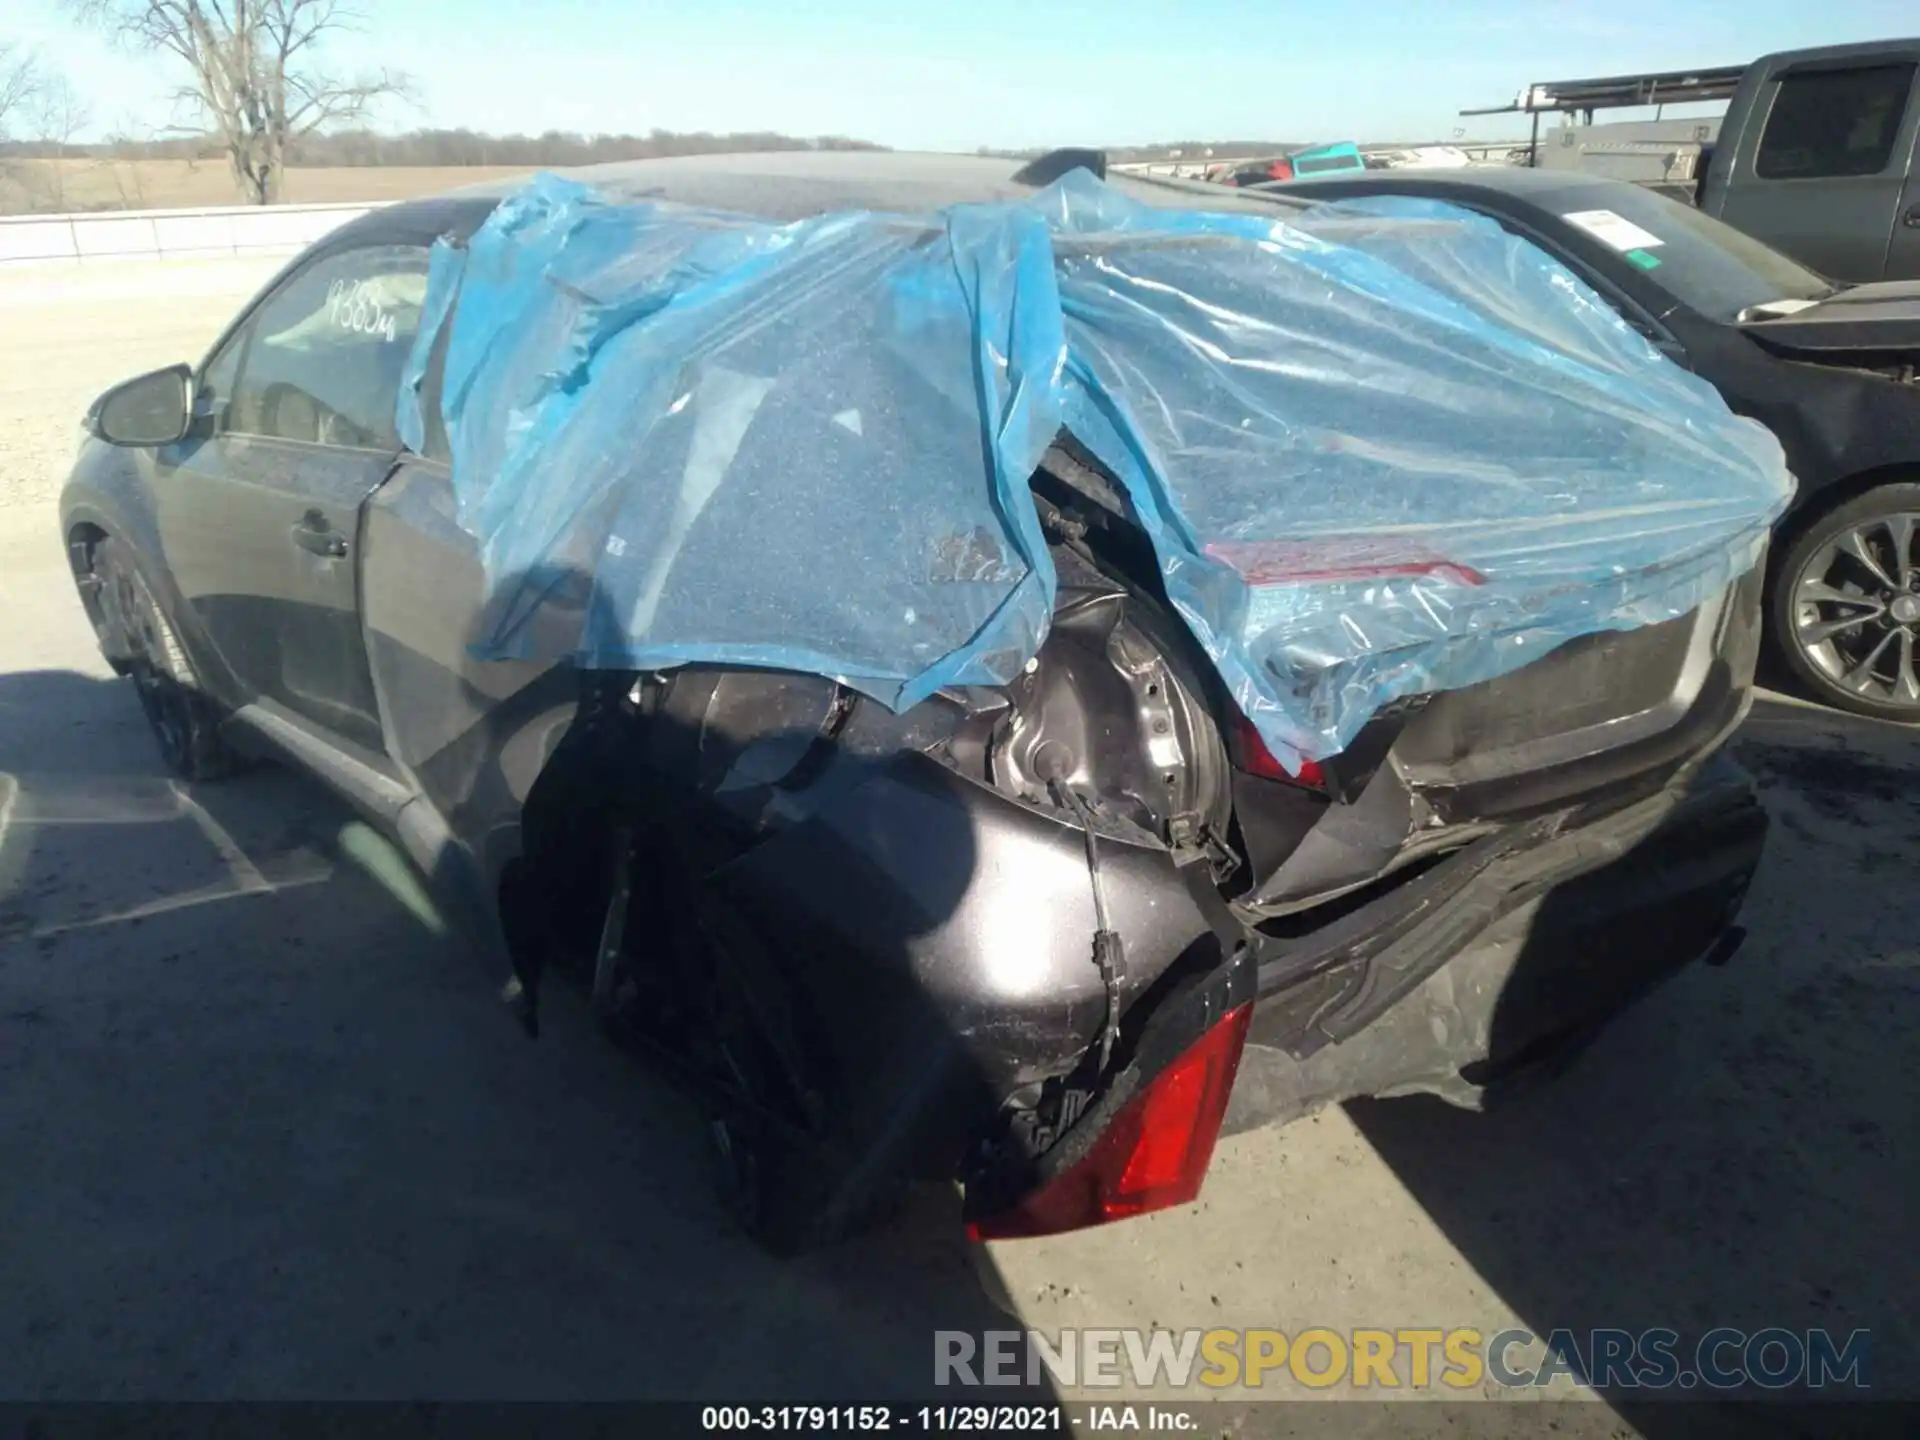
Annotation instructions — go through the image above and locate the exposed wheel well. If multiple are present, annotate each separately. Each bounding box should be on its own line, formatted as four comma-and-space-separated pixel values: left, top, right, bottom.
66, 520, 108, 567
492, 675, 649, 1000
64, 522, 127, 674
1775, 465, 1920, 556
495, 742, 622, 990
66, 520, 110, 599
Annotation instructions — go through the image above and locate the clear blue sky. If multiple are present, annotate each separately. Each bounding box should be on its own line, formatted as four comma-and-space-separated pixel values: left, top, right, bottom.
11, 0, 1920, 150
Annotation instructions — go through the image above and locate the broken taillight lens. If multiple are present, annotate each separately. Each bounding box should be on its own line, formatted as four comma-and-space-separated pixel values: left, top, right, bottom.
966, 1002, 1254, 1240
1234, 712, 1325, 790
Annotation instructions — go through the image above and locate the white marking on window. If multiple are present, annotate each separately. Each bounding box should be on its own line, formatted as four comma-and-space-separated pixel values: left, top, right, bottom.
326, 276, 402, 342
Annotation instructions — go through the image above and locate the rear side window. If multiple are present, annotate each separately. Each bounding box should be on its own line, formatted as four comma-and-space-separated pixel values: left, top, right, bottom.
1755, 64, 1917, 179
227, 244, 430, 450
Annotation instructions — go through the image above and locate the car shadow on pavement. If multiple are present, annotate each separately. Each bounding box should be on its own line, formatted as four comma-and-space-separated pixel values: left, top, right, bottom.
1345, 694, 1919, 1431
0, 665, 1040, 1402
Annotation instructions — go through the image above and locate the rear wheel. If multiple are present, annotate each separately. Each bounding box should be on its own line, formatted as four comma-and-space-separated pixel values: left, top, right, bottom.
1771, 484, 1920, 722
579, 823, 900, 1255
91, 537, 245, 781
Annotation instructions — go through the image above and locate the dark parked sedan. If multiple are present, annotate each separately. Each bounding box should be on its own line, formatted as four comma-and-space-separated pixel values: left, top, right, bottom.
60, 152, 1769, 1253
1266, 166, 1920, 720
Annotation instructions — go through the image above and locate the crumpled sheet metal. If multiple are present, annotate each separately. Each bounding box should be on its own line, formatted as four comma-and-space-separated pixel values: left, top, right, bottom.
398, 171, 1792, 771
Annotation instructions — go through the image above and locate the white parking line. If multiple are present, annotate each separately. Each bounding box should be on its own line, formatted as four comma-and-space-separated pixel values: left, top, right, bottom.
27, 871, 330, 940
167, 779, 272, 894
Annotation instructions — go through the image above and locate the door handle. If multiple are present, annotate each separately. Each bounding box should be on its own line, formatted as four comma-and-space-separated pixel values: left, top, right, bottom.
290, 520, 348, 558
1905, 204, 1920, 229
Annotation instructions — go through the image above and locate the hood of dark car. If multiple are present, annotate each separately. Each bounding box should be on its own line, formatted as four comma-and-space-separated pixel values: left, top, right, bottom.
1737, 280, 1920, 353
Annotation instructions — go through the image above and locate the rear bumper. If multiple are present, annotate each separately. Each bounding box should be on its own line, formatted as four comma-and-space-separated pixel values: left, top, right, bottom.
1223, 753, 1767, 1135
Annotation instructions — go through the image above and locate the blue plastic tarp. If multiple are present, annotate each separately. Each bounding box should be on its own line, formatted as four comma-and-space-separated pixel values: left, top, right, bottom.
398, 170, 1793, 771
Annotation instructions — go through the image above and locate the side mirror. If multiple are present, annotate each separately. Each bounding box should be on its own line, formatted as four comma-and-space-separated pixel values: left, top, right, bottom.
88, 364, 194, 447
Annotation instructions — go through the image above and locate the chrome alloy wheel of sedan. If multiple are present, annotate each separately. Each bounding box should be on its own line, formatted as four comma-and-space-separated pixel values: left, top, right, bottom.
1789, 509, 1920, 712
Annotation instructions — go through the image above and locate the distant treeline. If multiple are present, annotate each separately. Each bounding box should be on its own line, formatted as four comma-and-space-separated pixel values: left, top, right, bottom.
1, 130, 1354, 169
973, 141, 1315, 163
0, 126, 889, 166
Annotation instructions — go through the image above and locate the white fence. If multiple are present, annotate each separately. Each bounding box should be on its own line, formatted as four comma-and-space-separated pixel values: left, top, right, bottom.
0, 201, 381, 266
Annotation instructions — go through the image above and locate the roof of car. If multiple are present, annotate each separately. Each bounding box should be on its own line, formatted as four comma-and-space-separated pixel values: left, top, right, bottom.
326, 149, 1309, 250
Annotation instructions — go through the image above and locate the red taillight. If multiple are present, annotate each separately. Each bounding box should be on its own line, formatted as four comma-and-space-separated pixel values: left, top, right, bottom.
966, 1002, 1254, 1241
1234, 713, 1325, 789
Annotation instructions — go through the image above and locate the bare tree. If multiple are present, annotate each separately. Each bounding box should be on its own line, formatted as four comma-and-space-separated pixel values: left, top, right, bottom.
28, 76, 94, 209
102, 115, 159, 207
0, 41, 44, 140
33, 75, 94, 149
67, 0, 412, 204
0, 44, 45, 214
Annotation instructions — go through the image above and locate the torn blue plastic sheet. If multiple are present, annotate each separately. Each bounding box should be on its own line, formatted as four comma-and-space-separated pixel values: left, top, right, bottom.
398, 171, 1793, 770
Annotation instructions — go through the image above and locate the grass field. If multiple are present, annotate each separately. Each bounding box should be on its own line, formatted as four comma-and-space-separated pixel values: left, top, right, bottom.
0, 158, 536, 214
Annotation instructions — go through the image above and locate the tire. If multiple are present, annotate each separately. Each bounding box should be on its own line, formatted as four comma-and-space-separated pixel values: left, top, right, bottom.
1769, 483, 1920, 722
708, 1111, 907, 1258
91, 537, 246, 782
585, 824, 901, 1255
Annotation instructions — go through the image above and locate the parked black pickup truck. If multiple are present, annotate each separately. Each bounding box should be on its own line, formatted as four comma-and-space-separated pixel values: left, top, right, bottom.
1465, 38, 1920, 283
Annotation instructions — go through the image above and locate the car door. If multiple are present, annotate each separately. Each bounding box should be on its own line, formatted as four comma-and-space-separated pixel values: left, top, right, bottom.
153, 242, 431, 754
1888, 139, 1920, 281
1715, 55, 1920, 283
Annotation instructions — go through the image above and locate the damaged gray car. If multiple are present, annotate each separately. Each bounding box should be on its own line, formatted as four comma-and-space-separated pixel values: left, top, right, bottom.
59, 151, 1788, 1251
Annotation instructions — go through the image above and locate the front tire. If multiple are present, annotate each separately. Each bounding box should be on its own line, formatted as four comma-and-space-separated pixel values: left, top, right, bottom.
91, 537, 245, 782
1770, 483, 1920, 722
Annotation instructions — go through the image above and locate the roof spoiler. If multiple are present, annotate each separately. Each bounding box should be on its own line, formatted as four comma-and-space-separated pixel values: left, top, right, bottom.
1012, 148, 1108, 186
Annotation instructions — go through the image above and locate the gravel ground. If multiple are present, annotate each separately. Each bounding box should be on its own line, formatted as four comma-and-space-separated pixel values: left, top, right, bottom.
0, 259, 1914, 1428
0, 258, 287, 513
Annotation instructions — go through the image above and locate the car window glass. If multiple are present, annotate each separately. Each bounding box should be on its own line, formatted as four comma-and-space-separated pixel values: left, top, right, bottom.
1535, 182, 1834, 320
227, 245, 430, 449
1755, 64, 1917, 180
197, 332, 244, 432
